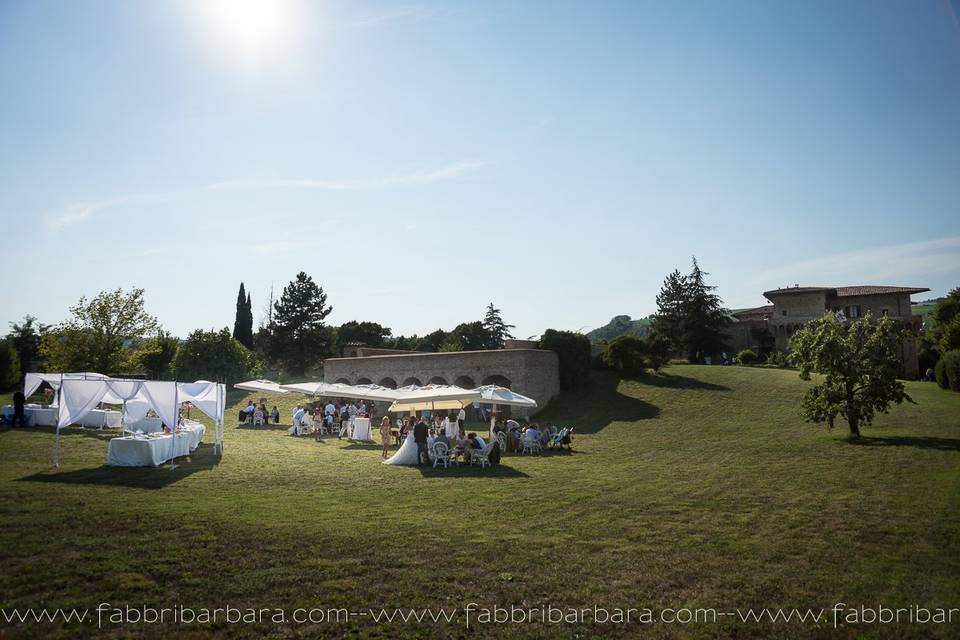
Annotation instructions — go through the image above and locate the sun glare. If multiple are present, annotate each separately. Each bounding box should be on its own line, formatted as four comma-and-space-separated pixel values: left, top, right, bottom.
195, 0, 300, 69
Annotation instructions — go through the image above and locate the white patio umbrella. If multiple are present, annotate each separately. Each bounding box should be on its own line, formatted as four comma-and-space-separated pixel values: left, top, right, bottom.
279, 381, 401, 402
388, 385, 481, 413
475, 385, 537, 408
234, 379, 290, 395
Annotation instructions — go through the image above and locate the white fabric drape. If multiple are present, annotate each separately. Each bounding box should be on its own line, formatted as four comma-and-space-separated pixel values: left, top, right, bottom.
57, 380, 110, 430
141, 381, 179, 429
176, 382, 222, 422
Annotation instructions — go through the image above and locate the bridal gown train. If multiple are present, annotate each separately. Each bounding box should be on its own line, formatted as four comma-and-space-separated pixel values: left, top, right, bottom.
383, 434, 422, 465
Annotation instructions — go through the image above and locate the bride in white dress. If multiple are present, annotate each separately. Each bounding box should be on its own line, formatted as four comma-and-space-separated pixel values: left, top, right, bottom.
384, 418, 423, 465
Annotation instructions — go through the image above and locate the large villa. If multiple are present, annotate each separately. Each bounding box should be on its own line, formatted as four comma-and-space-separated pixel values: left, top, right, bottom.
728, 285, 930, 378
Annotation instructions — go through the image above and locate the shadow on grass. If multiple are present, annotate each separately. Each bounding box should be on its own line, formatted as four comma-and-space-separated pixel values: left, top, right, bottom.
844, 436, 960, 452
416, 463, 530, 479
17, 444, 222, 490
235, 423, 289, 431
631, 371, 731, 391
342, 442, 382, 450
534, 371, 661, 434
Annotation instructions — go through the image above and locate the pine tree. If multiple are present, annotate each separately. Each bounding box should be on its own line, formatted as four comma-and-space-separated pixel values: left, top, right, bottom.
482, 303, 515, 349
682, 257, 729, 362
650, 270, 687, 356
271, 272, 333, 374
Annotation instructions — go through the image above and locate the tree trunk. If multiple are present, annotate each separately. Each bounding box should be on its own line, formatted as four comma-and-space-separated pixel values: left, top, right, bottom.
847, 417, 860, 438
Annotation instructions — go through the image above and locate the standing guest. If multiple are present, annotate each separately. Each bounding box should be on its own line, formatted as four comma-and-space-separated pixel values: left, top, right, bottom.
291, 405, 306, 436
239, 400, 255, 423
379, 416, 392, 459
457, 406, 466, 435
413, 417, 429, 466
12, 391, 26, 428
359, 400, 367, 416
472, 400, 482, 422
270, 406, 280, 424
369, 402, 377, 422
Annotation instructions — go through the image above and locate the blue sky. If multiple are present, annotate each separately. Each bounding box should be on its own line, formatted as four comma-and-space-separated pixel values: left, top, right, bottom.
1, 0, 959, 340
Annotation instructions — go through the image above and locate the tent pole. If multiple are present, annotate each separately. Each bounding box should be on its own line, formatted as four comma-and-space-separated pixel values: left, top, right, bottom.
53, 373, 63, 468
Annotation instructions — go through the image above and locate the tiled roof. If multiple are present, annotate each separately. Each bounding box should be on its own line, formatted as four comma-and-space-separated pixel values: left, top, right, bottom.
764, 285, 929, 299
732, 305, 774, 320
834, 286, 930, 297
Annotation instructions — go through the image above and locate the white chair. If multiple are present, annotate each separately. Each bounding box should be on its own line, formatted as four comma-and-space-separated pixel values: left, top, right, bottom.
431, 441, 452, 468
471, 444, 492, 468
521, 433, 543, 455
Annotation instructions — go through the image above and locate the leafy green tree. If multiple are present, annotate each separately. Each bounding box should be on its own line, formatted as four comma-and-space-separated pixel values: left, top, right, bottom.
337, 321, 393, 351
416, 329, 447, 352
136, 330, 180, 378
39, 288, 159, 375
441, 322, 491, 352
6, 315, 48, 376
271, 272, 333, 374
482, 303, 515, 349
539, 329, 591, 390
931, 287, 960, 354
789, 312, 912, 437
172, 328, 261, 385
0, 339, 20, 389
232, 283, 254, 349
602, 335, 648, 376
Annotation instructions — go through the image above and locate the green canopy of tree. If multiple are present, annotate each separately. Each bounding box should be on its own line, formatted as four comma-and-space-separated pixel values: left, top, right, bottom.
172, 328, 261, 385
6, 315, 49, 377
539, 329, 591, 390
789, 312, 913, 437
415, 329, 447, 352
270, 272, 333, 374
337, 321, 393, 351
39, 288, 159, 375
482, 303, 515, 349
136, 330, 180, 379
441, 322, 491, 352
0, 339, 20, 390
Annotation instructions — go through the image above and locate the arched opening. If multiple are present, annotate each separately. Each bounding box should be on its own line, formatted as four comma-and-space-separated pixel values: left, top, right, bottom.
356, 377, 373, 385
481, 374, 512, 388
402, 376, 422, 387
454, 375, 475, 389
428, 376, 448, 385
335, 377, 351, 385
378, 377, 397, 389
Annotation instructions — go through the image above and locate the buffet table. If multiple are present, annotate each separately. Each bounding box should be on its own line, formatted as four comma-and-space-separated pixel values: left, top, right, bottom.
79, 409, 122, 429
351, 417, 372, 441
1, 404, 57, 426
107, 421, 205, 467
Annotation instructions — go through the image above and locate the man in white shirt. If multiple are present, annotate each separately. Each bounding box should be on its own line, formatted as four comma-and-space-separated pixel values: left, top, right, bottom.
457, 407, 466, 435
359, 401, 367, 416
324, 401, 335, 418
291, 405, 306, 436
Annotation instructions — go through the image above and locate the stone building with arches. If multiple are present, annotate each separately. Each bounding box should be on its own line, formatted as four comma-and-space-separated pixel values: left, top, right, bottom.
322, 348, 560, 417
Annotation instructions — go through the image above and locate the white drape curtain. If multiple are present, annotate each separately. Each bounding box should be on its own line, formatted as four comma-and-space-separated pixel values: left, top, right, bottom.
176, 382, 221, 422
56, 380, 110, 430
141, 381, 179, 429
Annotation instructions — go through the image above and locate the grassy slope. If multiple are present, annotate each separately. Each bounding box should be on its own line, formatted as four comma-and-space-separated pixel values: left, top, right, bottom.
1, 366, 959, 639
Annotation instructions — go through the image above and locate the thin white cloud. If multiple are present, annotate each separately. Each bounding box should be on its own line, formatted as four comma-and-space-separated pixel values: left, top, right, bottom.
751, 236, 960, 291
207, 159, 486, 192
45, 193, 172, 232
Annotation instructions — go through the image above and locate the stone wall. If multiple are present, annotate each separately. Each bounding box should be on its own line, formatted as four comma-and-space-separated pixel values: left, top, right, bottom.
322, 349, 560, 417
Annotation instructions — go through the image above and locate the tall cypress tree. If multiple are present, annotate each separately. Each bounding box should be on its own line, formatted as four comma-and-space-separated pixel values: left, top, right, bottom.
232, 283, 254, 349
233, 283, 246, 345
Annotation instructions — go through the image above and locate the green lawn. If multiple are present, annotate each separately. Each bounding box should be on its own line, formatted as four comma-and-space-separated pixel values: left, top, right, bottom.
1, 366, 959, 639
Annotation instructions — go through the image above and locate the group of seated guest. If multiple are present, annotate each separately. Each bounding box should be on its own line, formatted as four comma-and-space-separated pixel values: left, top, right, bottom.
240, 400, 280, 425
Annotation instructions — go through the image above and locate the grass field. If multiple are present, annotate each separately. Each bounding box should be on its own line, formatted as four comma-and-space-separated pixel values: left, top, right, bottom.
1, 365, 959, 639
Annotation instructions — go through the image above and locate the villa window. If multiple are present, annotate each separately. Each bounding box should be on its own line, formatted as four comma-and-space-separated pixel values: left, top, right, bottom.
845, 305, 861, 319
782, 310, 787, 316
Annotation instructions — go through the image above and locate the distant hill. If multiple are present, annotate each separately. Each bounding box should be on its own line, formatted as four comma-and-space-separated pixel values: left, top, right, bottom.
912, 298, 944, 318
587, 315, 651, 342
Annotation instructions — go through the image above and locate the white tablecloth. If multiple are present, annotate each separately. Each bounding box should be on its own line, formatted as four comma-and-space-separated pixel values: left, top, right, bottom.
79, 409, 122, 429
3, 405, 123, 428
351, 417, 372, 441
126, 416, 164, 434
107, 421, 205, 467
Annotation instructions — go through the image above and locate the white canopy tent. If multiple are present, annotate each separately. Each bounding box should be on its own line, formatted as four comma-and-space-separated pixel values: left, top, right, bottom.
39, 373, 226, 467
234, 379, 290, 395
475, 385, 538, 409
